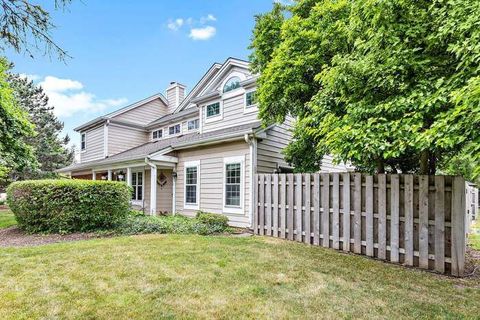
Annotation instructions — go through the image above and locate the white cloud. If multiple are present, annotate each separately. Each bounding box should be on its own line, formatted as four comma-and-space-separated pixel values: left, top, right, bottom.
200, 14, 216, 23
189, 26, 216, 41
18, 73, 40, 81
167, 18, 184, 31
37, 76, 127, 118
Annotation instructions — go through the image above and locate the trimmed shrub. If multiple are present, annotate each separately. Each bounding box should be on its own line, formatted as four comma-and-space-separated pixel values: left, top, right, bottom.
7, 179, 131, 233
196, 211, 229, 234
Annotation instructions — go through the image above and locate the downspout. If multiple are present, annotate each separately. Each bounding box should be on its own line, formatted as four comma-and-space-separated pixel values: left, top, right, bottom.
145, 158, 157, 215
245, 133, 257, 229
172, 163, 177, 215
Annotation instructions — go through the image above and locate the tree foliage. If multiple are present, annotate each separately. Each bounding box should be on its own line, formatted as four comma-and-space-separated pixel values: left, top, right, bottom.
8, 71, 74, 179
250, 0, 480, 176
0, 57, 36, 186
0, 0, 71, 60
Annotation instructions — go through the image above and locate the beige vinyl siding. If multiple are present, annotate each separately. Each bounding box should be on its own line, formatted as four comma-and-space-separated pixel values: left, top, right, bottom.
149, 117, 199, 142
319, 155, 354, 172
175, 140, 251, 227
108, 124, 148, 156
257, 119, 294, 174
80, 125, 104, 162
112, 98, 168, 125
202, 91, 259, 133
143, 168, 173, 213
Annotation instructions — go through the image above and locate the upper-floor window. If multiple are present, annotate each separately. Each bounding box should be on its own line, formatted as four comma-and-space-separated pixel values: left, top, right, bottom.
81, 133, 86, 151
223, 76, 241, 93
152, 129, 162, 140
245, 90, 257, 108
206, 102, 220, 118
169, 124, 181, 135
188, 119, 199, 131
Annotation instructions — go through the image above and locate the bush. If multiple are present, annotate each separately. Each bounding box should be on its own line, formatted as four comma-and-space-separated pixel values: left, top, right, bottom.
196, 211, 229, 233
114, 211, 230, 236
7, 179, 131, 233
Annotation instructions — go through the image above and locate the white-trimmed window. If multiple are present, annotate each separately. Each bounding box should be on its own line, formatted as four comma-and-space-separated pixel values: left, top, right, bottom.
184, 160, 200, 209
223, 76, 241, 93
244, 89, 258, 113
205, 102, 222, 123
223, 156, 244, 214
81, 133, 86, 151
152, 129, 162, 140
169, 124, 181, 135
131, 171, 144, 203
188, 119, 199, 131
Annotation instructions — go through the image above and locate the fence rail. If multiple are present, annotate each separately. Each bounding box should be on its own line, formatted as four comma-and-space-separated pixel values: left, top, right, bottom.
253, 173, 478, 276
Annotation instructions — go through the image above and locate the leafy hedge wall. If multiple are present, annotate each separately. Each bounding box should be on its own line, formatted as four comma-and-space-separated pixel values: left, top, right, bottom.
7, 179, 131, 233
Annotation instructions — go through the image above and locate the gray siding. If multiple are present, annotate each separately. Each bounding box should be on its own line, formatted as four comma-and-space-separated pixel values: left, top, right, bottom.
175, 140, 251, 227
112, 98, 168, 125
108, 124, 148, 156
319, 155, 354, 172
201, 91, 259, 133
257, 119, 294, 174
80, 125, 104, 162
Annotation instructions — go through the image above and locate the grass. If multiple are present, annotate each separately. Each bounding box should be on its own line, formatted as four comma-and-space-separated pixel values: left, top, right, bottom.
0, 234, 479, 319
0, 209, 16, 229
470, 218, 480, 250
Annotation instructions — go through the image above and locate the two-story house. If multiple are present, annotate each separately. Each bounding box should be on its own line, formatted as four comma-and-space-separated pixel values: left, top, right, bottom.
59, 57, 349, 227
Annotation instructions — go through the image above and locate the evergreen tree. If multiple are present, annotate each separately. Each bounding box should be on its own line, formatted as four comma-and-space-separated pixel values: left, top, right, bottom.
7, 72, 74, 179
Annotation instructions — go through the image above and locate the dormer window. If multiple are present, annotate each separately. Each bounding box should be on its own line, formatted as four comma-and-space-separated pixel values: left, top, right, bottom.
81, 133, 86, 151
152, 129, 162, 140
223, 76, 241, 93
188, 119, 199, 131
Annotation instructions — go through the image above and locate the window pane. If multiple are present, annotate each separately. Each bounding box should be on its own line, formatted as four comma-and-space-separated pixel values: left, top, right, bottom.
226, 185, 240, 206
246, 91, 257, 107
223, 77, 241, 93
188, 119, 199, 130
153, 131, 157, 139
137, 186, 142, 200
186, 167, 197, 184
206, 103, 220, 117
137, 172, 143, 184
158, 130, 162, 138
169, 126, 174, 135
186, 185, 197, 204
226, 163, 241, 184
132, 186, 136, 200
132, 172, 137, 185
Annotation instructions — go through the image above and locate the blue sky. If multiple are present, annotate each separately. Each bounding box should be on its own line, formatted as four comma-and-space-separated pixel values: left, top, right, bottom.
7, 0, 275, 148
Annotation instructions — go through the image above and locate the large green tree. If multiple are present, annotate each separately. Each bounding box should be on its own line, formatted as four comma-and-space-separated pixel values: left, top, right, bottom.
250, 0, 480, 177
0, 57, 36, 187
8, 72, 74, 179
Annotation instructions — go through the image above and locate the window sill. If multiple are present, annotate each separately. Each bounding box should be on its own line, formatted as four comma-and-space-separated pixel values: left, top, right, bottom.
244, 105, 258, 114
184, 203, 199, 210
222, 206, 243, 215
131, 200, 144, 207
205, 115, 222, 123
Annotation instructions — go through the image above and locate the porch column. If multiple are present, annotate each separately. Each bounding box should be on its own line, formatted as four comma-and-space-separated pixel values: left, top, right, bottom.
92, 170, 96, 180
126, 167, 132, 186
107, 169, 112, 181
150, 165, 157, 215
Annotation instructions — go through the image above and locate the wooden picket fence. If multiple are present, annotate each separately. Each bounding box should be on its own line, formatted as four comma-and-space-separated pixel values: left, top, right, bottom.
253, 173, 474, 276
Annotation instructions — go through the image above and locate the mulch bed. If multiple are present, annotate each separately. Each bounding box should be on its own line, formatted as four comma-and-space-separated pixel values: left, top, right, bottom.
0, 226, 104, 247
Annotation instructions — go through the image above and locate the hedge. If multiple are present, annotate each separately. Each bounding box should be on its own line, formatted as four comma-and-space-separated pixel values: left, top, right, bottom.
7, 179, 131, 233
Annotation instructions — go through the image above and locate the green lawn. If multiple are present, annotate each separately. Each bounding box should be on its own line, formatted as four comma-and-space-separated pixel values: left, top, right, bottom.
470, 218, 480, 250
0, 209, 16, 229
0, 234, 479, 319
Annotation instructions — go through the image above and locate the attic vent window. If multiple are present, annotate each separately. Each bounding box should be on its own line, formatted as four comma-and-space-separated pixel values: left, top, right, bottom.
223, 76, 241, 93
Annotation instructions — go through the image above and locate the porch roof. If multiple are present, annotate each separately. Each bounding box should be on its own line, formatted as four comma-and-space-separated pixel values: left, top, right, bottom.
59, 121, 261, 173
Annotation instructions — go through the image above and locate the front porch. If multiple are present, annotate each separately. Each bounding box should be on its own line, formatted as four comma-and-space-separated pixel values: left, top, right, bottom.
69, 157, 177, 215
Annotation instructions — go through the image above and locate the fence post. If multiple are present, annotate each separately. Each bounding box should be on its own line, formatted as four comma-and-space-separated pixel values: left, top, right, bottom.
451, 176, 466, 277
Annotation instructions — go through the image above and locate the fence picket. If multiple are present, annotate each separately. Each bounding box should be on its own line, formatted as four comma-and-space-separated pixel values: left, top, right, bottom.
280, 174, 286, 238
332, 173, 340, 249
322, 173, 330, 248
434, 176, 445, 273
366, 175, 374, 257
354, 173, 362, 254
273, 174, 279, 238
266, 174, 272, 236
404, 175, 414, 266
378, 174, 387, 260
419, 175, 429, 269
287, 174, 294, 240
313, 174, 320, 245
343, 173, 351, 252
253, 174, 259, 235
451, 176, 466, 277
304, 174, 311, 244
390, 174, 400, 263
258, 174, 265, 236
295, 173, 303, 242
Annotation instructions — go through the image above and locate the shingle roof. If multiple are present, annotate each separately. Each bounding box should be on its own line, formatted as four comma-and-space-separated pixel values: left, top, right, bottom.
147, 107, 198, 128
59, 121, 261, 172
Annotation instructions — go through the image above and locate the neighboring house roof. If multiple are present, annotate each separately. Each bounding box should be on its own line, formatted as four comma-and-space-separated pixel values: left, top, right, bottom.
146, 106, 198, 129
59, 121, 262, 173
74, 93, 168, 132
